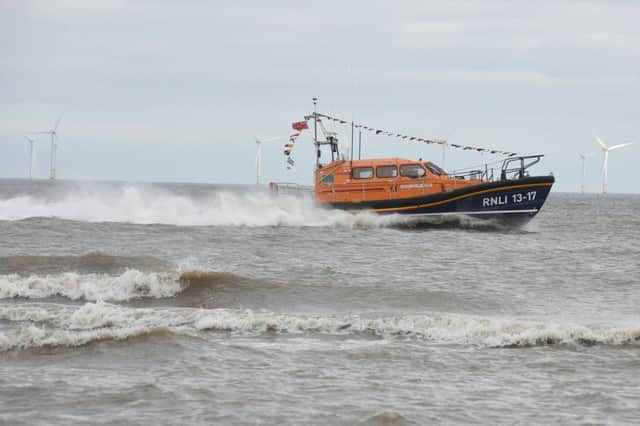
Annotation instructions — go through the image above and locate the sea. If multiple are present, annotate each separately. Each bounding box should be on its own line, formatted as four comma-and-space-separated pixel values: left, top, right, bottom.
0, 178, 638, 425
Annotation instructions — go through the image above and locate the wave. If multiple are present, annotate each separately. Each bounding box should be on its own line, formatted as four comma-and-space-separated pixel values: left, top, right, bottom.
359, 412, 414, 426
178, 270, 246, 286
0, 253, 170, 275
1, 303, 639, 351
0, 269, 244, 302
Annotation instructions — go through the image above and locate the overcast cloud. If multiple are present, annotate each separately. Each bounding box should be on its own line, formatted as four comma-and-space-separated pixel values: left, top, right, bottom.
1, 0, 638, 192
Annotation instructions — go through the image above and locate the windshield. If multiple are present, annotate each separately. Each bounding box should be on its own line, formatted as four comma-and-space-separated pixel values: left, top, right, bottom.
424, 162, 446, 175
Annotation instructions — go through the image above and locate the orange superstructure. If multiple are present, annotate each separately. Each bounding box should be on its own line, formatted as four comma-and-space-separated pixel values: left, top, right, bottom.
315, 158, 484, 204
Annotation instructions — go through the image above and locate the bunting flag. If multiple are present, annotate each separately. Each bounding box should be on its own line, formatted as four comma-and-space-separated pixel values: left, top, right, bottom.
283, 120, 309, 169
292, 121, 308, 131
315, 113, 518, 157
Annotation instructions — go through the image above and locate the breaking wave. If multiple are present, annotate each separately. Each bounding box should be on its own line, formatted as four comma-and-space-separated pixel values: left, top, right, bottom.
0, 184, 508, 229
0, 269, 244, 302
1, 303, 639, 351
0, 185, 388, 227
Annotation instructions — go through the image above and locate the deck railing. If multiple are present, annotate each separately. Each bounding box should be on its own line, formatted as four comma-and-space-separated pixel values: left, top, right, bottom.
449, 155, 544, 184
268, 182, 314, 197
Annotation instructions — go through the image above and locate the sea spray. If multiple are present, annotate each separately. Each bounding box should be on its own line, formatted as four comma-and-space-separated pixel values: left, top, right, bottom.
0, 185, 368, 227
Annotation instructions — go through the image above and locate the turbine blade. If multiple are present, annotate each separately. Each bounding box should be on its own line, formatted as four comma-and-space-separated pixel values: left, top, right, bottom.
595, 135, 608, 150
53, 113, 64, 132
608, 142, 633, 151
29, 131, 51, 134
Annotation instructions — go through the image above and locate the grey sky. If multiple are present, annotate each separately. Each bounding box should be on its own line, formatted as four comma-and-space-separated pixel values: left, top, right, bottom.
1, 0, 638, 192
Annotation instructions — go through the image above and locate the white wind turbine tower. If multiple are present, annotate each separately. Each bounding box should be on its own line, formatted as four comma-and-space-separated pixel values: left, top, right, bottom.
595, 136, 633, 194
578, 152, 592, 194
32, 114, 63, 180
26, 137, 36, 179
255, 135, 284, 184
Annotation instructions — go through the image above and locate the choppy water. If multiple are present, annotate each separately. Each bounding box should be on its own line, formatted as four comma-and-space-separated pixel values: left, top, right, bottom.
1, 179, 639, 425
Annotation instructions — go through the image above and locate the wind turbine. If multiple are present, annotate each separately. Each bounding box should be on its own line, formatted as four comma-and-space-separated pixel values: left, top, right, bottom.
578, 152, 592, 194
26, 137, 36, 179
255, 135, 283, 184
31, 114, 63, 180
595, 136, 633, 194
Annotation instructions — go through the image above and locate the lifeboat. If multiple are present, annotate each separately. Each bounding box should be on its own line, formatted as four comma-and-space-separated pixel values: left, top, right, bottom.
272, 104, 555, 226
314, 155, 554, 226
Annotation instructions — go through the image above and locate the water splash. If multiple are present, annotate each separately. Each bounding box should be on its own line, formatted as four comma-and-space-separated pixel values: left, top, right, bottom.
0, 184, 513, 229
0, 185, 389, 227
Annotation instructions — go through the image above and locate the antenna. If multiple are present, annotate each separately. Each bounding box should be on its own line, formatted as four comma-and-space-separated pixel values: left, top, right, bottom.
350, 120, 354, 164
441, 141, 447, 169
442, 128, 456, 170
595, 135, 633, 193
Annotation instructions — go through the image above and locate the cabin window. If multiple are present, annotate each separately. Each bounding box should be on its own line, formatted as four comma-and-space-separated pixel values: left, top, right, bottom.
376, 166, 397, 178
352, 167, 373, 179
400, 164, 426, 179
425, 162, 446, 175
320, 173, 335, 184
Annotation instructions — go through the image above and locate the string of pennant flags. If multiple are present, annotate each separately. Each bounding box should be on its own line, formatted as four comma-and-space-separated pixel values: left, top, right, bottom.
283, 114, 517, 169
283, 120, 309, 169
316, 113, 519, 157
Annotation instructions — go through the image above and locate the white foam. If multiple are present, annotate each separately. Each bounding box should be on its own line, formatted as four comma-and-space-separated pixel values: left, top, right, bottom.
192, 311, 640, 347
0, 270, 185, 301
0, 303, 191, 351
1, 303, 638, 351
0, 186, 398, 227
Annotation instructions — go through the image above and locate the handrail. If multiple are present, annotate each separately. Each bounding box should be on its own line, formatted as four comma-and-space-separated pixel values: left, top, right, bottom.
446, 155, 545, 183
269, 182, 313, 196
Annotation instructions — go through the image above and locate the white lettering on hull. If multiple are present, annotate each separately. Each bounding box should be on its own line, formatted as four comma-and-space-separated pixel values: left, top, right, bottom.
482, 191, 538, 207
482, 195, 508, 207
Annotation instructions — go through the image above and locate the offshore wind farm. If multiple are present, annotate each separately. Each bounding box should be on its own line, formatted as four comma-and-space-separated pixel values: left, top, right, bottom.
15, 117, 636, 195
25, 115, 63, 180
1, 2, 640, 426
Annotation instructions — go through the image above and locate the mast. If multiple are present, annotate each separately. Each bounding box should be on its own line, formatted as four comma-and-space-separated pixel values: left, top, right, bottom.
350, 120, 354, 166
313, 97, 319, 177
358, 130, 362, 160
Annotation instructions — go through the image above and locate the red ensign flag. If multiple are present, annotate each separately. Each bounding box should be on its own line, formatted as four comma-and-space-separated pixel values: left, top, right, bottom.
292, 121, 308, 131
